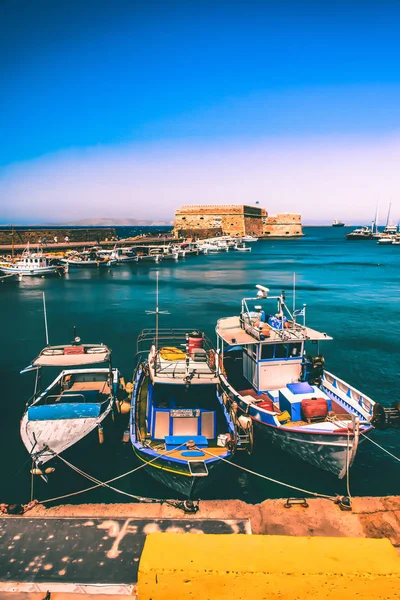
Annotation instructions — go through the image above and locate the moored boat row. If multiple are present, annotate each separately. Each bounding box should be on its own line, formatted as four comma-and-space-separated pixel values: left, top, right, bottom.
18, 282, 399, 500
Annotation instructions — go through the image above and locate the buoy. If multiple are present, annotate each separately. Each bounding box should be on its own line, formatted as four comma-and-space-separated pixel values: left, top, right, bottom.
30, 468, 43, 476
119, 400, 130, 415
125, 381, 134, 399
98, 424, 104, 444
45, 467, 55, 475
122, 429, 130, 443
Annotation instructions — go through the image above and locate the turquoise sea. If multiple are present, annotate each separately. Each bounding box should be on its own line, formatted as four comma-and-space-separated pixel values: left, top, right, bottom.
2, 226, 400, 505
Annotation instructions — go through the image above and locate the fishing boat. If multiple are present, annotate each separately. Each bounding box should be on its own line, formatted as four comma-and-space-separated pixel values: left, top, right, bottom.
241, 235, 259, 242
0, 245, 66, 278
216, 284, 377, 479
20, 335, 121, 479
130, 275, 236, 498
131, 328, 237, 498
332, 220, 345, 227
60, 250, 117, 268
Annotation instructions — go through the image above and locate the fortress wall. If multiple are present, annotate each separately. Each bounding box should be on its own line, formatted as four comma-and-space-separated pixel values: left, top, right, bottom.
262, 213, 303, 237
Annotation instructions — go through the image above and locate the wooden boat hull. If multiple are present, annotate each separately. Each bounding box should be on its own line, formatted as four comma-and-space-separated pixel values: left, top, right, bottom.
0, 265, 65, 277
253, 419, 370, 479
132, 444, 227, 498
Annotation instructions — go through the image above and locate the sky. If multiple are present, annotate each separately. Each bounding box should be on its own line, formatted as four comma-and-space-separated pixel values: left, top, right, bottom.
1, 0, 400, 225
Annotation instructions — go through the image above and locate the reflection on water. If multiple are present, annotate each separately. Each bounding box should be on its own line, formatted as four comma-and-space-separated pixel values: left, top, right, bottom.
2, 227, 400, 504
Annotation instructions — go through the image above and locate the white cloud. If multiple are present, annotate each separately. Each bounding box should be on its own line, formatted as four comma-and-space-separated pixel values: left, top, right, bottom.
1, 133, 400, 224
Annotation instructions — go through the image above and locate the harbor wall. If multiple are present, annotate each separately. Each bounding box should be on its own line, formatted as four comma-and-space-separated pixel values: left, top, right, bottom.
173, 205, 303, 238
0, 228, 117, 246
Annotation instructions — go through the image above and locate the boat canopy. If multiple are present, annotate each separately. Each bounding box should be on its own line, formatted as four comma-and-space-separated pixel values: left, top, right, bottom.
31, 344, 111, 367
216, 315, 332, 346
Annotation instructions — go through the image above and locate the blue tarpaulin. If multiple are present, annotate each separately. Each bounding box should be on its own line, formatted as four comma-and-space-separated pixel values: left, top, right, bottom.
28, 403, 102, 421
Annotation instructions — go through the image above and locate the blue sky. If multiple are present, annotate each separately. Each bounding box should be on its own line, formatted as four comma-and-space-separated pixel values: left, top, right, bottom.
1, 0, 400, 224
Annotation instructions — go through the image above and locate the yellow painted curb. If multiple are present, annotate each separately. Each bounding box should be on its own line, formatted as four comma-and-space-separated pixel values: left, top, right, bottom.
138, 533, 400, 599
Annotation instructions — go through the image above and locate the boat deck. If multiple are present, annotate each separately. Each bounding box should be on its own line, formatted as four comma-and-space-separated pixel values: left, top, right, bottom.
145, 440, 228, 461
217, 315, 332, 346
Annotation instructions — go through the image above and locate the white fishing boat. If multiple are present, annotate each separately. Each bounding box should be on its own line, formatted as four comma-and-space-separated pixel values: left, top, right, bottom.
216, 284, 377, 479
20, 338, 122, 480
0, 245, 66, 278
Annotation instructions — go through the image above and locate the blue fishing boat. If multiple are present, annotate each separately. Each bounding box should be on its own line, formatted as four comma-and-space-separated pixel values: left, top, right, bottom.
216, 284, 376, 479
131, 328, 236, 498
20, 339, 121, 480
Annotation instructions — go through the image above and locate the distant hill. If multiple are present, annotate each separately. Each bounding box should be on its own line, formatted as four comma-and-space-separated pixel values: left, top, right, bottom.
62, 218, 173, 227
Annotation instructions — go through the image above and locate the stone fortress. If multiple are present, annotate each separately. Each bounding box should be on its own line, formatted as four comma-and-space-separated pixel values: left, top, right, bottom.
173, 205, 303, 239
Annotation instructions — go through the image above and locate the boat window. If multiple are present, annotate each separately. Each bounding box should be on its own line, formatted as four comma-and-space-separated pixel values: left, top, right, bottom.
261, 344, 274, 359
153, 384, 216, 410
288, 343, 302, 358
275, 344, 288, 359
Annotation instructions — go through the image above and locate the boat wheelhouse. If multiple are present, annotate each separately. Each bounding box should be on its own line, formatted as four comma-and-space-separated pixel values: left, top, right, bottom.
216, 285, 375, 479
131, 329, 235, 498
20, 340, 121, 479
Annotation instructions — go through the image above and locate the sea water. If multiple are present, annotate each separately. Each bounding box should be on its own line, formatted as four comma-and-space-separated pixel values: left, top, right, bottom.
2, 226, 400, 505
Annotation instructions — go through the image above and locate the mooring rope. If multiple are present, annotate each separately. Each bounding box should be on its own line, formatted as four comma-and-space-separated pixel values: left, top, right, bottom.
201, 449, 337, 501
360, 432, 400, 463
39, 442, 188, 505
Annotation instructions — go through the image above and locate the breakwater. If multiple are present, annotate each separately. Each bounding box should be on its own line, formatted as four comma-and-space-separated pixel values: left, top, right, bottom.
0, 227, 117, 246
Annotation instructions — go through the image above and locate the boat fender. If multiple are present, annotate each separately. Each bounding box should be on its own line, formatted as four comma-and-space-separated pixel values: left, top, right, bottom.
125, 381, 134, 399
30, 468, 43, 476
122, 429, 130, 443
45, 467, 55, 475
98, 424, 104, 444
119, 400, 130, 415
119, 376, 126, 389
237, 415, 252, 429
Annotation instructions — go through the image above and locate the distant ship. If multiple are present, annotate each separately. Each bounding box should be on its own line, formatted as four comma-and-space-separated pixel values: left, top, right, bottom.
332, 220, 345, 227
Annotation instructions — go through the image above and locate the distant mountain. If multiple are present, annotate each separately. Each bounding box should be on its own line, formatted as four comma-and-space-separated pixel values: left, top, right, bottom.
62, 218, 173, 227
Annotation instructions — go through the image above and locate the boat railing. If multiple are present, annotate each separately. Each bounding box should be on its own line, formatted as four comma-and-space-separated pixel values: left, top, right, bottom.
136, 328, 215, 355
43, 392, 110, 405
322, 370, 375, 417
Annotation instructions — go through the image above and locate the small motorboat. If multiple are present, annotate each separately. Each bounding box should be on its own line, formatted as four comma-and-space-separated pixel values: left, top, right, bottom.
20, 339, 123, 479
216, 284, 377, 479
234, 243, 251, 252
345, 226, 373, 240
332, 220, 345, 227
60, 251, 117, 267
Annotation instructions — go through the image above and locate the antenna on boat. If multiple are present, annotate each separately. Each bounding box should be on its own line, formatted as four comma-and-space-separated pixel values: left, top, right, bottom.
293, 273, 296, 314
145, 271, 169, 353
42, 292, 49, 346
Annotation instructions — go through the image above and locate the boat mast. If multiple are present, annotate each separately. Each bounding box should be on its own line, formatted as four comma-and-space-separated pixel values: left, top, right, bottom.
11, 224, 14, 259
42, 292, 49, 346
386, 202, 392, 228
374, 203, 379, 233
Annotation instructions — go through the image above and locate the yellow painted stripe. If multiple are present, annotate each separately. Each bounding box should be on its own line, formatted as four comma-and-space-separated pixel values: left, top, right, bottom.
139, 533, 400, 600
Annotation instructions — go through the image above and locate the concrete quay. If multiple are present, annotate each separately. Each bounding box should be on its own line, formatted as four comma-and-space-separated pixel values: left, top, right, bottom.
1, 495, 399, 599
